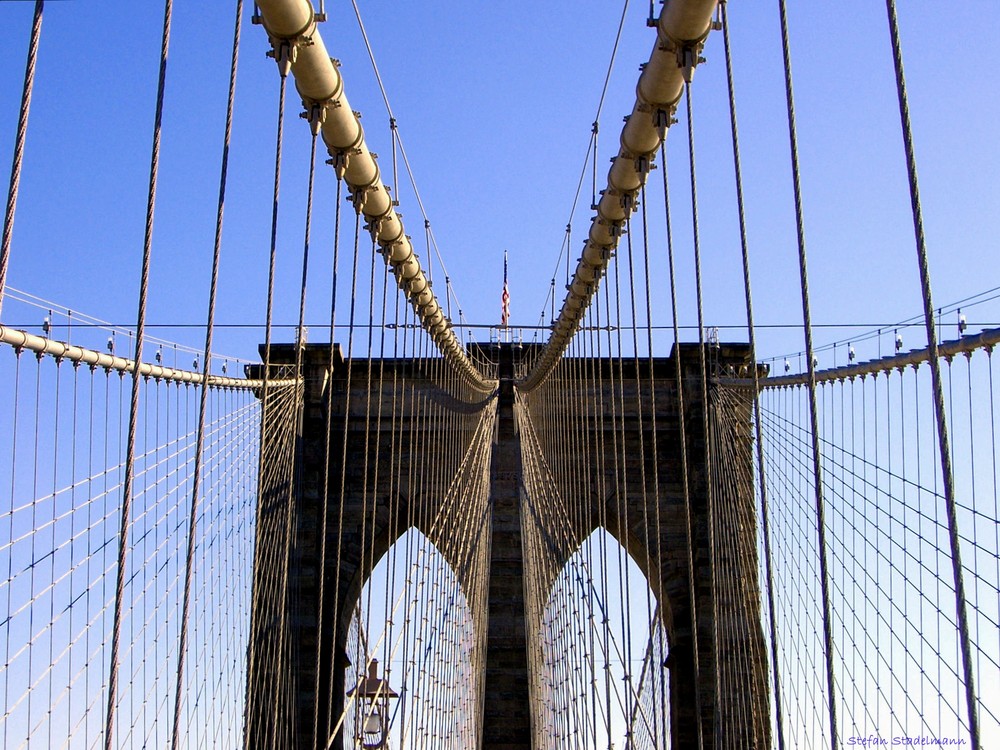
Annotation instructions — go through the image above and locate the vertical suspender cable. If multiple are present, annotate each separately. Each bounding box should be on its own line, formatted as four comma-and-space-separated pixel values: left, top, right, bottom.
327, 206, 362, 750
532, 0, 630, 334
397, 310, 414, 749
720, 3, 786, 746
883, 1, 980, 745
294, 129, 319, 355
359, 231, 377, 681
615, 225, 636, 738
775, 1, 839, 746
659, 140, 704, 750
592, 287, 614, 745
0, 0, 43, 317
27, 354, 42, 748
105, 2, 173, 747
591, 123, 599, 211
602, 255, 626, 741
382, 286, 401, 742
638, 187, 669, 745
683, 80, 721, 747
582, 312, 600, 750
315, 176, 343, 745
625, 206, 658, 747
245, 44, 289, 746
170, 3, 242, 745
373, 245, 392, 737
273, 122, 320, 745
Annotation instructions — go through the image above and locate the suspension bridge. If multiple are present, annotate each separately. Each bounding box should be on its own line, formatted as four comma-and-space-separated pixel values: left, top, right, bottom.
0, 1, 997, 748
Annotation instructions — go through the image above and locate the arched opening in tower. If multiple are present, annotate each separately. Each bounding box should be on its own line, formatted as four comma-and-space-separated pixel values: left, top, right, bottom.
530, 526, 670, 749
343, 526, 483, 749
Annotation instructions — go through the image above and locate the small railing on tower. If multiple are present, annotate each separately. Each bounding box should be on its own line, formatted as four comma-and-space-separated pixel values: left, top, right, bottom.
489, 326, 524, 347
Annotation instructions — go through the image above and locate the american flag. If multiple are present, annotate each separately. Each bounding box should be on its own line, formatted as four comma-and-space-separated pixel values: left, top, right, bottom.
501, 251, 510, 327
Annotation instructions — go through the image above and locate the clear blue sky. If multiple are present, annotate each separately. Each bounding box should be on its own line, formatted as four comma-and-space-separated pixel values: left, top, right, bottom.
0, 0, 997, 368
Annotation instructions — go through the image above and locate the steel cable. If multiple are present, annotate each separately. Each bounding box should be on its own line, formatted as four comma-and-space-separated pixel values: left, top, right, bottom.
104, 2, 173, 746
719, 2, 786, 745
776, 1, 840, 744
883, 1, 980, 745
0, 0, 44, 318
170, 1, 243, 743
314, 175, 343, 744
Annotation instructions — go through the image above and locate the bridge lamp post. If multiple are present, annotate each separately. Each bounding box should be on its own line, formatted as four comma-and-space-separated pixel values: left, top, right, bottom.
349, 659, 398, 749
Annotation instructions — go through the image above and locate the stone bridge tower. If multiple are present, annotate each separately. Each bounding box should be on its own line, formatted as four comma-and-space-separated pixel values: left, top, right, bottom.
244, 342, 769, 749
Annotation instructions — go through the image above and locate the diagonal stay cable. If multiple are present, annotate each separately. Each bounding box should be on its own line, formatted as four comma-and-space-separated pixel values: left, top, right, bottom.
104, 2, 173, 747
776, 1, 840, 744
883, 1, 980, 744
0, 0, 44, 318
170, 1, 243, 744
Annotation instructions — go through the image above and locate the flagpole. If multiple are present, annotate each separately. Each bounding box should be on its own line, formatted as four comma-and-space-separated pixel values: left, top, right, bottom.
501, 250, 510, 334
